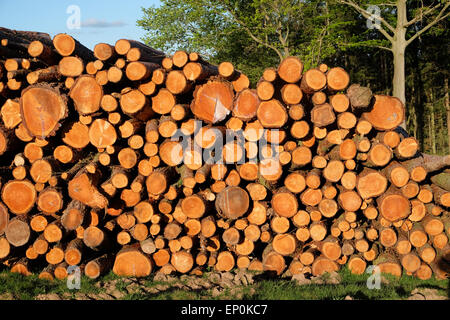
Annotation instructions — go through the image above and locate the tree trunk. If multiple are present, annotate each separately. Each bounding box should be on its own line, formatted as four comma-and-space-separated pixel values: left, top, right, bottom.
392, 0, 407, 129
445, 77, 450, 151
429, 90, 436, 154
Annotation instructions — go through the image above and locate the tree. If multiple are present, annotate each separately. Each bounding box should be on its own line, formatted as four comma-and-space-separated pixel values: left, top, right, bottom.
138, 0, 304, 59
137, 0, 354, 81
338, 0, 449, 128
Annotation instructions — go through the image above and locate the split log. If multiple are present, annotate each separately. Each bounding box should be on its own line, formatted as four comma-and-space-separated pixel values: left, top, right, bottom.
191, 79, 234, 124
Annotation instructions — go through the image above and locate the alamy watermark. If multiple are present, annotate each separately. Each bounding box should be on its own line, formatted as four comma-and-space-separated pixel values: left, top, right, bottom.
366, 265, 381, 290
66, 5, 81, 30
366, 5, 381, 30
67, 265, 81, 290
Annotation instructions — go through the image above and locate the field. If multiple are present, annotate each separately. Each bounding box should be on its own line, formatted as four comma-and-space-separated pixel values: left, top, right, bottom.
0, 267, 447, 300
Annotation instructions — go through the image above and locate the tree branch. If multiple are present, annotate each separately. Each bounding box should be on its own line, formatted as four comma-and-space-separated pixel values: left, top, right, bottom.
404, 2, 449, 27
339, 0, 396, 37
377, 3, 397, 6
363, 44, 392, 51
341, 42, 392, 52
221, 4, 284, 60
406, 5, 450, 46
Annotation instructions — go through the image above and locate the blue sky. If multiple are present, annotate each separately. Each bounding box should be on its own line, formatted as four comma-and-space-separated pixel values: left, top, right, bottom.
0, 0, 161, 49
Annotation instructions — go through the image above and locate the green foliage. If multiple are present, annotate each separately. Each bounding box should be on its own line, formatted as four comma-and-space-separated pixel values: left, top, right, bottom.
137, 0, 359, 83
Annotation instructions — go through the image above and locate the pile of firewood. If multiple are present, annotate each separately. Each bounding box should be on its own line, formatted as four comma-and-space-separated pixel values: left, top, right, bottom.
0, 27, 448, 281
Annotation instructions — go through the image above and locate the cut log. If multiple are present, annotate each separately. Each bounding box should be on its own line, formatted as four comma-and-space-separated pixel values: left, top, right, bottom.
366, 142, 392, 167
374, 253, 402, 277
362, 95, 404, 131
356, 168, 388, 199
146, 167, 173, 196
431, 184, 450, 207
181, 195, 207, 219
171, 250, 194, 273
319, 237, 342, 261
409, 224, 428, 248
382, 161, 409, 188
271, 188, 298, 218
215, 186, 250, 219
310, 103, 335, 127
113, 245, 152, 277
191, 79, 234, 124
256, 99, 288, 128
215, 251, 235, 272
5, 215, 30, 247
400, 252, 421, 273
232, 89, 260, 121
183, 62, 217, 81
64, 238, 84, 266
300, 69, 326, 94
166, 70, 192, 95
2, 179, 36, 214
120, 89, 154, 120
83, 226, 109, 250
69, 75, 103, 115
311, 256, 339, 276
272, 234, 297, 256
58, 56, 84, 77
395, 137, 419, 160
37, 187, 63, 214
348, 255, 367, 274
61, 200, 86, 231
20, 85, 67, 138
346, 84, 372, 112
53, 33, 94, 60
68, 169, 108, 209
85, 254, 113, 279
115, 39, 164, 61
262, 248, 286, 276
326, 67, 350, 91
277, 57, 303, 83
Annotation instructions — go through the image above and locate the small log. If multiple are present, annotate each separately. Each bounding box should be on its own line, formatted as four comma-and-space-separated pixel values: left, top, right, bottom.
53, 33, 94, 59
277, 56, 303, 83
120, 89, 154, 120
84, 254, 114, 279
300, 69, 326, 94
257, 99, 288, 128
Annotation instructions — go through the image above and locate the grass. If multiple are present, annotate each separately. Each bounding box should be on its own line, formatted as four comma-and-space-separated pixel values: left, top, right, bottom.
0, 270, 102, 300
0, 266, 447, 300
252, 267, 449, 300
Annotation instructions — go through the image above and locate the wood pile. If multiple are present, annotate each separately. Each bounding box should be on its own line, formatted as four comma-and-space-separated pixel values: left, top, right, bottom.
0, 27, 448, 281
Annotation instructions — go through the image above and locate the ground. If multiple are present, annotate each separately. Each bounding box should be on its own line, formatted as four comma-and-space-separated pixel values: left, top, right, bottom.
0, 267, 447, 300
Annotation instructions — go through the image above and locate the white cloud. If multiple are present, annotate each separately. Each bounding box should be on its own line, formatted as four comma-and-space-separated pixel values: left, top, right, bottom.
81, 18, 127, 28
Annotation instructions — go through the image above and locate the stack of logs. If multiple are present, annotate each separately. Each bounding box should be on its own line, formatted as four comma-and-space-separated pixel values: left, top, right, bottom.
0, 27, 448, 282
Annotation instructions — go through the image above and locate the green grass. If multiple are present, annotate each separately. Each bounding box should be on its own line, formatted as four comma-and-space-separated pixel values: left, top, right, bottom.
0, 270, 102, 300
252, 267, 449, 300
0, 267, 447, 300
